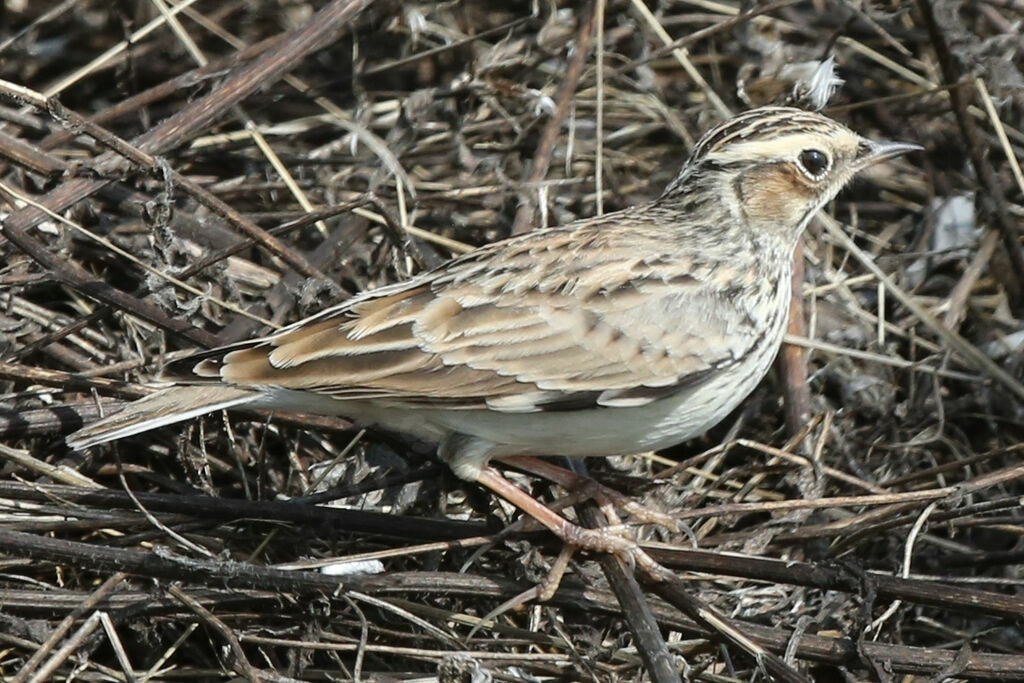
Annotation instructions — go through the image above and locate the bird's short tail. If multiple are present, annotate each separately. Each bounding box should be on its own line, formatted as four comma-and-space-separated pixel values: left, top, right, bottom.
66, 385, 258, 449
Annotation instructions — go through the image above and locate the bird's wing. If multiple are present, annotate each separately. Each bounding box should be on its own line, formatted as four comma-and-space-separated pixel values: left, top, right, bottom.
164, 216, 767, 413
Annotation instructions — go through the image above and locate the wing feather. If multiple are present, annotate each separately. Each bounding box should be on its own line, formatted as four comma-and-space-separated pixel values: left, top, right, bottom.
164, 213, 765, 412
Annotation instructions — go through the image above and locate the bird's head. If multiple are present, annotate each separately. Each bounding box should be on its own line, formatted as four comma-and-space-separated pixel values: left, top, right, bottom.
664, 107, 921, 248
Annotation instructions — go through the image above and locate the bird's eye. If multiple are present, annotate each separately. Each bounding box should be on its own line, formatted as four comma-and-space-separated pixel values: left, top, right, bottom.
797, 149, 830, 178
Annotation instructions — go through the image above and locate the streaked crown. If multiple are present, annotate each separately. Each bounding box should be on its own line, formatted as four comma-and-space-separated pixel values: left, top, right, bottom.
686, 107, 854, 167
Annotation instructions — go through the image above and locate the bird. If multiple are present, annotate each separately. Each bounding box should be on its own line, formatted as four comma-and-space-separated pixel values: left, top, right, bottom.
67, 106, 920, 564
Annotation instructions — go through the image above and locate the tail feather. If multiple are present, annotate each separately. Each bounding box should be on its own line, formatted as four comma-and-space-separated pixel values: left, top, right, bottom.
66, 385, 258, 449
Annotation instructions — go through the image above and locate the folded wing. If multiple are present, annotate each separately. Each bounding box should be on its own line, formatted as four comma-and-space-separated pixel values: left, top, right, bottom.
163, 220, 763, 413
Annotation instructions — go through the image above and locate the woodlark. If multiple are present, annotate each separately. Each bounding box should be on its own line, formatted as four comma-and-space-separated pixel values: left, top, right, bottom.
67, 106, 919, 562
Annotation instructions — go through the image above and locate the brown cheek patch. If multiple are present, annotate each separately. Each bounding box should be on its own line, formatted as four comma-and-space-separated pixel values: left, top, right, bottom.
741, 165, 816, 224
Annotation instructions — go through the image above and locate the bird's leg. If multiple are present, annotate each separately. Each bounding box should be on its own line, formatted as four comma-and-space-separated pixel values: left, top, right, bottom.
474, 465, 669, 578
499, 455, 681, 534
467, 467, 679, 637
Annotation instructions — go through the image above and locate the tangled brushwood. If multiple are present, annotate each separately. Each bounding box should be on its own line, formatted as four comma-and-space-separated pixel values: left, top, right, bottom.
1, 1, 1023, 681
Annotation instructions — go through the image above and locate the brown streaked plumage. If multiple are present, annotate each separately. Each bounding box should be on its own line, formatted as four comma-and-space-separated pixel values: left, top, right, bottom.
67, 106, 919, 563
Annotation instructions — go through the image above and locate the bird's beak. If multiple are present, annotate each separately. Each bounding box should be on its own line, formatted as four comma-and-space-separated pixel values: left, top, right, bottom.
855, 139, 923, 168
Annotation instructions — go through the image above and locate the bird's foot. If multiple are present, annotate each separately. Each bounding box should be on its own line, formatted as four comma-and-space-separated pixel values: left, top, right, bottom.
474, 465, 676, 586
467, 465, 676, 637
